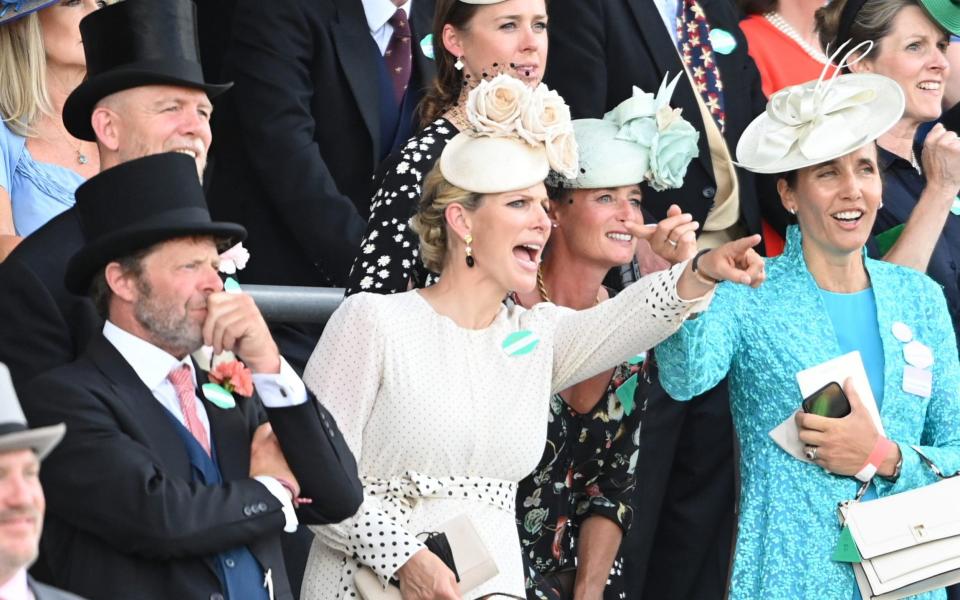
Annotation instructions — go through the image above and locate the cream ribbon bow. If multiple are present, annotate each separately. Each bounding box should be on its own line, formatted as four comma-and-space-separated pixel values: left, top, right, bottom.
757, 82, 875, 164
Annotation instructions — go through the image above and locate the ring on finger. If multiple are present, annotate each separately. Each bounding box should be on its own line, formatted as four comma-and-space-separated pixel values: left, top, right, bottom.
805, 446, 818, 461
667, 238, 678, 248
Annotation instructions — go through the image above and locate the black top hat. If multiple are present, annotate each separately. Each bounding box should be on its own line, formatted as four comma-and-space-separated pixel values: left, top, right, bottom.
65, 153, 247, 295
63, 0, 232, 141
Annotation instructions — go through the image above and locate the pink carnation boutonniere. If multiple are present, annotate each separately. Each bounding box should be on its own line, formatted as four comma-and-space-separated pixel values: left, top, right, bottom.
218, 242, 250, 275
209, 360, 254, 397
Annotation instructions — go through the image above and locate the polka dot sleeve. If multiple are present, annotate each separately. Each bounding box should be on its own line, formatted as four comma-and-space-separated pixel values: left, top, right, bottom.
549, 261, 712, 393
302, 295, 426, 584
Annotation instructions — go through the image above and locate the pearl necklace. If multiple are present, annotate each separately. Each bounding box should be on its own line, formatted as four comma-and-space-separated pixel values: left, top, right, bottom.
763, 12, 830, 65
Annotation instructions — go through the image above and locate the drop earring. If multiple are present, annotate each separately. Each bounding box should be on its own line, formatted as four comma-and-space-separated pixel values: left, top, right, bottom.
788, 208, 796, 215
454, 56, 464, 71
465, 234, 475, 267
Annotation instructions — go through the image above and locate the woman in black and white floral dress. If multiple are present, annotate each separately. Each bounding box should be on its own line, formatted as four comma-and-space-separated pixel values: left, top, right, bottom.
346, 0, 551, 296
511, 76, 703, 599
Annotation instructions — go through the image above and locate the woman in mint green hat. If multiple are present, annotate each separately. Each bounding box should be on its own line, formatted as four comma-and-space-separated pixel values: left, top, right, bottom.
512, 75, 702, 600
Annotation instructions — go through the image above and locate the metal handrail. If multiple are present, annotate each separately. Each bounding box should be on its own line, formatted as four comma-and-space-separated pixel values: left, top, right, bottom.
243, 284, 344, 325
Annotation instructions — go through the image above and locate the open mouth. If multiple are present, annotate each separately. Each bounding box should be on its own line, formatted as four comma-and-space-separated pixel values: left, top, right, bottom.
511, 63, 539, 79
174, 148, 199, 159
513, 243, 542, 270
606, 232, 633, 243
918, 81, 941, 92
832, 209, 864, 229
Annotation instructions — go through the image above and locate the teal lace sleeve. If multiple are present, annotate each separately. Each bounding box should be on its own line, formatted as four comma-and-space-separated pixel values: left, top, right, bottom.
656, 280, 745, 401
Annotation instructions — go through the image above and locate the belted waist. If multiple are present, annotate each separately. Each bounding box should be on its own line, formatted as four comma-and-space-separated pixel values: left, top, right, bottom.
361, 471, 516, 515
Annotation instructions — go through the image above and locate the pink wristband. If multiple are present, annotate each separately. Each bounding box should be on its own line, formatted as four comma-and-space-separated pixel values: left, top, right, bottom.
854, 437, 896, 482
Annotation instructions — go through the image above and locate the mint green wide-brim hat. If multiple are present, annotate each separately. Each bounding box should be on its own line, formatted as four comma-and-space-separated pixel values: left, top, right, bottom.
921, 0, 960, 35
547, 119, 651, 190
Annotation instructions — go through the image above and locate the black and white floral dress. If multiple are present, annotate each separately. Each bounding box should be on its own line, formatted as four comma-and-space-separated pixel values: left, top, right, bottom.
346, 118, 457, 296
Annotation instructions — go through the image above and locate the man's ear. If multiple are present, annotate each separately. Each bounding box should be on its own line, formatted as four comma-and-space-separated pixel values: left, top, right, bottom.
90, 107, 120, 152
104, 262, 138, 303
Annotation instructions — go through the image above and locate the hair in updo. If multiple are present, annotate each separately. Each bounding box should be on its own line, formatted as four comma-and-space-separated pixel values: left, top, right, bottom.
410, 165, 485, 273
815, 0, 925, 64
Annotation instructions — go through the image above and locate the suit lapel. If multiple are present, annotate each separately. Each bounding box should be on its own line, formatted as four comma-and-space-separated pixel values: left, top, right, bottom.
410, 1, 435, 94
195, 366, 251, 481
86, 334, 194, 479
332, 0, 381, 162
625, 0, 714, 178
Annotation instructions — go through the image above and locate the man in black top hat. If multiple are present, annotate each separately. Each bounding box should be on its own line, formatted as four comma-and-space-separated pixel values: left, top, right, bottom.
20, 152, 363, 600
0, 362, 83, 600
0, 0, 229, 392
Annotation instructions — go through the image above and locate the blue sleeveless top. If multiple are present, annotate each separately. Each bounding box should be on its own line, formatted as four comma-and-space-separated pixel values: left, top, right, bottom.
0, 122, 83, 236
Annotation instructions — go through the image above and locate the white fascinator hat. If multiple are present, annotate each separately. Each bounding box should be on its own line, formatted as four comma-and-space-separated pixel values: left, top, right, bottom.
736, 42, 905, 174
439, 74, 579, 194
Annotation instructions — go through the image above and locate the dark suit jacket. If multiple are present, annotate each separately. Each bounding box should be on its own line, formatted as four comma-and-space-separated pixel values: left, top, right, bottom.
544, 0, 775, 249
0, 209, 100, 393
207, 0, 436, 287
22, 334, 362, 600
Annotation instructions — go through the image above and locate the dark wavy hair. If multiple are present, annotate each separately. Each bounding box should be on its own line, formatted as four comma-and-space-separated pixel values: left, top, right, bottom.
418, 0, 481, 126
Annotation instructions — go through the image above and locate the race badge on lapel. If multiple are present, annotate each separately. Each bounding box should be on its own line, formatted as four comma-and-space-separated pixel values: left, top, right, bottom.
502, 330, 540, 357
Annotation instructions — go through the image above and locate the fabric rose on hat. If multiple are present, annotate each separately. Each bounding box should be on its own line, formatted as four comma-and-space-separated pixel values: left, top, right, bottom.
467, 74, 531, 136
648, 118, 699, 191
604, 72, 699, 191
545, 131, 579, 180
517, 85, 571, 144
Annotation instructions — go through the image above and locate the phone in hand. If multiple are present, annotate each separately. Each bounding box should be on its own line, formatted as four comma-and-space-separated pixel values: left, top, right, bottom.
802, 381, 851, 418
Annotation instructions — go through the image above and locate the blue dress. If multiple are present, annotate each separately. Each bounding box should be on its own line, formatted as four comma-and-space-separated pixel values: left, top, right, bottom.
657, 226, 960, 600
0, 122, 83, 236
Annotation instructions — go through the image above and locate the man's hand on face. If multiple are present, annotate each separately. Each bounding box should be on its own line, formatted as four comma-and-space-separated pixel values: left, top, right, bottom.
202, 292, 281, 374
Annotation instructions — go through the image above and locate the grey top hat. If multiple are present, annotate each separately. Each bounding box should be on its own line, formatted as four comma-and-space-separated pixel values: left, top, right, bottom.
0, 363, 65, 460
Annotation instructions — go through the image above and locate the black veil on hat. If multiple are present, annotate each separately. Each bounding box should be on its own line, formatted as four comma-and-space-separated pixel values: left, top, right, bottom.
65, 153, 246, 295
63, 0, 232, 141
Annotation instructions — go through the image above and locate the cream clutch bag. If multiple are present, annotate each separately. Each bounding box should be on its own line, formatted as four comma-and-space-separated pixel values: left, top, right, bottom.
355, 513, 498, 599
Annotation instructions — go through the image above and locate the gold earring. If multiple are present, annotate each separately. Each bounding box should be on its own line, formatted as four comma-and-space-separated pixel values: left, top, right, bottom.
465, 234, 475, 268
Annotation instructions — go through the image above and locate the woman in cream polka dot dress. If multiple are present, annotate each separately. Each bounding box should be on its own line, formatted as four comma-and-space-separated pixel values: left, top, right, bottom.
300, 75, 765, 599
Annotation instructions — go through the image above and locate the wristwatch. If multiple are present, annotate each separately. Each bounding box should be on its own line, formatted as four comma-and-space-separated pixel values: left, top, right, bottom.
691, 249, 718, 285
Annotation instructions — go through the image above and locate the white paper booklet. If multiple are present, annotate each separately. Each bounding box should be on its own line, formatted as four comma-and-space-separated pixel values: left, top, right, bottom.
769, 351, 884, 463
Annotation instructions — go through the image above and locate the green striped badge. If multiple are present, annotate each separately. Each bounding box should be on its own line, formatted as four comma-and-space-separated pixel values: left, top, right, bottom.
502, 330, 540, 357
202, 383, 236, 409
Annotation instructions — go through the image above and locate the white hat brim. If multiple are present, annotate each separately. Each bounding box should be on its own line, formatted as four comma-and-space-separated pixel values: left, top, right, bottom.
439, 133, 550, 194
736, 74, 905, 174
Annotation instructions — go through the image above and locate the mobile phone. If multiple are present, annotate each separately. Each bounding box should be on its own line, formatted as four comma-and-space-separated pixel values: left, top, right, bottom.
802, 381, 851, 418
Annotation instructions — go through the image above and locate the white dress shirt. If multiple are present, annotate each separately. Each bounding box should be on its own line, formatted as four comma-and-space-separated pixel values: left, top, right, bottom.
0, 569, 32, 600
102, 320, 306, 531
654, 0, 681, 46
361, 0, 414, 55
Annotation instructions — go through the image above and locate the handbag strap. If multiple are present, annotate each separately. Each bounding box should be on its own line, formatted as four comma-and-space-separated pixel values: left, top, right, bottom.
909, 444, 960, 479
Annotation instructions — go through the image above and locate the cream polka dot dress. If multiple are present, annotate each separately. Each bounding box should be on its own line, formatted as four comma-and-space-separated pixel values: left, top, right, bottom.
300, 262, 708, 599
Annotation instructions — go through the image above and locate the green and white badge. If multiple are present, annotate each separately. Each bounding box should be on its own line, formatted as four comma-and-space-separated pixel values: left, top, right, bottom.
502, 330, 540, 357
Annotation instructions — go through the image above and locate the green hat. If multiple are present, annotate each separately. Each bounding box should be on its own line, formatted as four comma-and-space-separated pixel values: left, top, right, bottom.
920, 0, 960, 36
548, 73, 699, 191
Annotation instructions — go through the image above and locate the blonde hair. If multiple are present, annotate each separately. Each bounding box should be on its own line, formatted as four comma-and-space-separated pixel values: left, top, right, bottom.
0, 13, 53, 137
410, 165, 484, 273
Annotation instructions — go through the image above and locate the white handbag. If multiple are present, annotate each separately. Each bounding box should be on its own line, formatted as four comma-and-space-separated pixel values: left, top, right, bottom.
354, 513, 499, 600
838, 446, 960, 600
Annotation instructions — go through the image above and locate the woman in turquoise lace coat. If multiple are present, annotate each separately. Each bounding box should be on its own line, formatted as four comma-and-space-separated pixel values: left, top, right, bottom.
657, 71, 960, 599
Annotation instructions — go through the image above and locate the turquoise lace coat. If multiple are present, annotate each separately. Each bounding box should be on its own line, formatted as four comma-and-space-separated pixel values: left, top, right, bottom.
657, 226, 960, 600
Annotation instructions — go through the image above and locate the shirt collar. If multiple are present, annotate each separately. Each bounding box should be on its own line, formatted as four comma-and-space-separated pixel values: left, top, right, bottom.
0, 569, 32, 600
361, 0, 413, 33
102, 321, 196, 392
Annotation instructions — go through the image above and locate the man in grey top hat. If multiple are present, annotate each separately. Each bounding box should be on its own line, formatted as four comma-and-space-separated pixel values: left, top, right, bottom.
0, 363, 83, 600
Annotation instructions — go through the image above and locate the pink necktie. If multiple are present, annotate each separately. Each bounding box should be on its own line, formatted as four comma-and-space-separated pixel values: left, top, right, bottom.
167, 365, 211, 456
